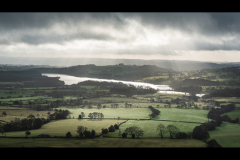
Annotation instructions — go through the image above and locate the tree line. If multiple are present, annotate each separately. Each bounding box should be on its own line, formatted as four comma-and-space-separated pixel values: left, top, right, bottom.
0, 109, 70, 133
148, 106, 160, 119
203, 88, 240, 98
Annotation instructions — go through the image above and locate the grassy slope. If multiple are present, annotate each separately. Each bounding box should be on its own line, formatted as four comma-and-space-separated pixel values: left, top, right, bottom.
221, 110, 240, 120
3, 119, 126, 137
208, 121, 240, 147
154, 108, 209, 123
57, 107, 151, 119
0, 110, 55, 122
106, 120, 201, 138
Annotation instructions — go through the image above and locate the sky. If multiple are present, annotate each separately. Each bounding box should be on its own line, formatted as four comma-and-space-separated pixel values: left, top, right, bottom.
1, 12, 240, 63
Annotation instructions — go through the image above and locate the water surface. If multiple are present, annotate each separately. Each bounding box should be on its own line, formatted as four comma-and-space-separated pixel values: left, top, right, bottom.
42, 73, 204, 97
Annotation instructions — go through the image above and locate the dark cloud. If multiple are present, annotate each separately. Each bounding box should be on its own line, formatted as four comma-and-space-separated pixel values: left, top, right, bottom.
1, 12, 240, 52
0, 13, 126, 31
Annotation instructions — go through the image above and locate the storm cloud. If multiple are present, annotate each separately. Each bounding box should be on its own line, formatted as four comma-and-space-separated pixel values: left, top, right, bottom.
1, 12, 240, 61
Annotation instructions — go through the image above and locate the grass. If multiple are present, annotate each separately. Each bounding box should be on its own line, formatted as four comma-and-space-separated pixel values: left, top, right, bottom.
0, 110, 55, 122
0, 137, 207, 148
221, 110, 240, 120
213, 97, 240, 103
56, 107, 151, 119
0, 106, 27, 110
153, 108, 209, 123
106, 120, 201, 138
3, 119, 125, 137
208, 121, 240, 147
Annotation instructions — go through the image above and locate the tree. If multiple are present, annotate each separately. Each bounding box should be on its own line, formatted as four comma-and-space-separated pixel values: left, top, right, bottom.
88, 113, 93, 119
122, 132, 127, 138
166, 125, 179, 138
77, 126, 87, 137
118, 129, 122, 137
134, 127, 144, 138
207, 139, 222, 148
84, 130, 91, 138
97, 104, 102, 109
100, 113, 104, 119
132, 134, 135, 138
27, 114, 36, 128
192, 126, 204, 140
102, 128, 108, 134
2, 111, 6, 116
91, 130, 95, 138
93, 112, 98, 119
114, 124, 119, 129
124, 126, 144, 138
25, 130, 31, 138
156, 124, 167, 138
66, 131, 72, 138
81, 112, 85, 118
108, 125, 115, 132
202, 131, 210, 142
175, 132, 187, 139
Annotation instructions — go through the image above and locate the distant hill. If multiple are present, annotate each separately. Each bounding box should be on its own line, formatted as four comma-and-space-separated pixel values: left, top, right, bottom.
0, 57, 239, 71
30, 64, 172, 81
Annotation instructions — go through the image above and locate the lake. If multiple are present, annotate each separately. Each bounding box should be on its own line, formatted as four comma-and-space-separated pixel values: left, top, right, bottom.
42, 73, 205, 97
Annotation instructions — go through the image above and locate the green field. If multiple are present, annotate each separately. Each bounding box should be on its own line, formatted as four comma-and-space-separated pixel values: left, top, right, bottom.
208, 121, 240, 147
221, 110, 240, 120
56, 107, 151, 119
213, 97, 240, 103
0, 106, 27, 110
106, 120, 201, 138
153, 108, 209, 123
0, 109, 55, 122
0, 137, 207, 148
3, 119, 125, 137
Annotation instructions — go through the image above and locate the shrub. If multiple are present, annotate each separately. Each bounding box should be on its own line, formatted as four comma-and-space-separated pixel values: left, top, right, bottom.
91, 130, 96, 138
132, 134, 135, 138
175, 132, 187, 139
84, 130, 91, 138
108, 125, 115, 132
236, 118, 239, 123
207, 139, 222, 148
122, 132, 127, 138
102, 128, 108, 134
192, 126, 204, 140
114, 124, 119, 129
66, 132, 72, 138
187, 132, 192, 139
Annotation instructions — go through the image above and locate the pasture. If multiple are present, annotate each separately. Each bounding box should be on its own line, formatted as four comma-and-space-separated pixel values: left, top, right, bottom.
106, 120, 201, 138
0, 137, 207, 148
221, 110, 240, 120
56, 107, 151, 119
3, 119, 125, 137
208, 121, 240, 147
154, 108, 209, 123
0, 110, 55, 122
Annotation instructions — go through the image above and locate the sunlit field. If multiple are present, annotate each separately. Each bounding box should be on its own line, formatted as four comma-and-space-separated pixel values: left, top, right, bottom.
56, 107, 151, 119
0, 110, 55, 122
3, 119, 125, 137
154, 108, 209, 123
